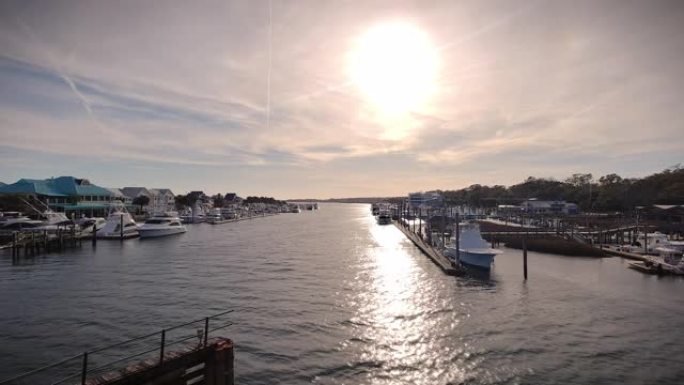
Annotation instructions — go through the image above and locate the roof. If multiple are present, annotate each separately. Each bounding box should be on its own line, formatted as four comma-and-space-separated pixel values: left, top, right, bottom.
104, 187, 126, 198
121, 187, 151, 198
0, 176, 113, 197
149, 188, 174, 196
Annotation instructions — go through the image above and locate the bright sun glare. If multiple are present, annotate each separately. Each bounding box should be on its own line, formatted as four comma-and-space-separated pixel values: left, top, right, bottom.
349, 22, 439, 116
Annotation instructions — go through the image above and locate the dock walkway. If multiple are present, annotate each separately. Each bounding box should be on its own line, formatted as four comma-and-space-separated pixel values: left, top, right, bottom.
393, 220, 461, 276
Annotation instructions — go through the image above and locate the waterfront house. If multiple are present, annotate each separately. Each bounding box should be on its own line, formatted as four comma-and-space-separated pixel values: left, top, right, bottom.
104, 188, 132, 205
0, 176, 114, 216
149, 188, 175, 214
520, 199, 579, 215
121, 187, 153, 213
408, 191, 443, 209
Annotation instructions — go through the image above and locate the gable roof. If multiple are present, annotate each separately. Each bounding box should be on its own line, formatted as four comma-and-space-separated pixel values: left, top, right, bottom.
121, 187, 151, 198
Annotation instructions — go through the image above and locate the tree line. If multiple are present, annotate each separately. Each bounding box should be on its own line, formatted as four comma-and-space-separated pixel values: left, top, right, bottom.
437, 166, 684, 212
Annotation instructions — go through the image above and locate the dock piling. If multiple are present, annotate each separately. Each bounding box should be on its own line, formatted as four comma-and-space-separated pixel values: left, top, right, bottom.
120, 214, 124, 241
159, 329, 166, 365
523, 237, 528, 280
81, 352, 88, 385
92, 223, 97, 247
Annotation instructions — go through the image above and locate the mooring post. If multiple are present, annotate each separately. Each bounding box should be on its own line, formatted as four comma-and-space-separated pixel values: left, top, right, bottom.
204, 317, 209, 347
81, 351, 88, 385
455, 213, 460, 263
120, 214, 124, 241
92, 223, 97, 246
523, 237, 528, 280
12, 232, 17, 258
43, 230, 48, 252
159, 329, 166, 365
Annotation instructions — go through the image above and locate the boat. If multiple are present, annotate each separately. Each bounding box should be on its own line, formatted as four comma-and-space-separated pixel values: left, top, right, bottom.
444, 222, 501, 270
0, 212, 39, 229
78, 217, 107, 234
376, 210, 391, 225
138, 213, 187, 238
97, 203, 139, 239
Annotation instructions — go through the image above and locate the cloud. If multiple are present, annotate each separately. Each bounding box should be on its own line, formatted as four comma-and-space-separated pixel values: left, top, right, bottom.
0, 0, 683, 197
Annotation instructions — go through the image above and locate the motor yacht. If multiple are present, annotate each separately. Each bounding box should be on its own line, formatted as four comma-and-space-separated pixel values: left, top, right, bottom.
445, 222, 501, 270
138, 214, 187, 238
97, 203, 139, 239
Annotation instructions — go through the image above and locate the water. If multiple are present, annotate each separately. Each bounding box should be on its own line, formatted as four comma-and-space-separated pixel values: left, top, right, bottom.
1, 203, 683, 384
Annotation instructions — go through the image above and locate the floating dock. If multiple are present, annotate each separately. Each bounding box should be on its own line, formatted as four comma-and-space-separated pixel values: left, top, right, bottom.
208, 213, 278, 225
393, 220, 461, 276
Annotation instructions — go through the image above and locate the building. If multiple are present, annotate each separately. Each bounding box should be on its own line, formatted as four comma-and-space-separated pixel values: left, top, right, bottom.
0, 176, 114, 216
121, 187, 153, 213
407, 191, 443, 208
104, 188, 132, 205
520, 199, 579, 215
149, 188, 175, 214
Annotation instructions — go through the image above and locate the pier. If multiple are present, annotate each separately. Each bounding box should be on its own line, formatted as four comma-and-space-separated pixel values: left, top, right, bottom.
0, 311, 235, 385
393, 220, 461, 276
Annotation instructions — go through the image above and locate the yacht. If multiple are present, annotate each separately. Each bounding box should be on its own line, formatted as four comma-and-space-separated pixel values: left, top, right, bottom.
78, 217, 107, 234
625, 232, 684, 254
138, 213, 187, 238
97, 204, 139, 239
445, 222, 501, 270
0, 212, 37, 229
376, 210, 391, 225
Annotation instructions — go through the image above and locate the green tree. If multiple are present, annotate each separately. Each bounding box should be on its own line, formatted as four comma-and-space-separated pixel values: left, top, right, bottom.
132, 195, 150, 213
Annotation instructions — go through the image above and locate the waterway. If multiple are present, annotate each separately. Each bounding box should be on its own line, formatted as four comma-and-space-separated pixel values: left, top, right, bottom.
1, 203, 683, 384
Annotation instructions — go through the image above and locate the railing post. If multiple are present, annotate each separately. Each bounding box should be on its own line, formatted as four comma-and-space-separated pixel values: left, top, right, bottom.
204, 317, 209, 347
81, 352, 88, 385
159, 330, 166, 365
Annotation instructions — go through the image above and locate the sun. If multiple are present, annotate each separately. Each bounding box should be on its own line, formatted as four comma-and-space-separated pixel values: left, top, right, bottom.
348, 22, 439, 116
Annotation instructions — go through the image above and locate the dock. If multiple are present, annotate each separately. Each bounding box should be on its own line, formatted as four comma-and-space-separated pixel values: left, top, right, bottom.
208, 213, 278, 225
393, 220, 461, 276
0, 310, 236, 385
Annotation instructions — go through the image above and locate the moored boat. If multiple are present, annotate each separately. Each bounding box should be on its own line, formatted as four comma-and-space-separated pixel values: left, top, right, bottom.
97, 203, 139, 239
138, 213, 187, 238
444, 222, 501, 270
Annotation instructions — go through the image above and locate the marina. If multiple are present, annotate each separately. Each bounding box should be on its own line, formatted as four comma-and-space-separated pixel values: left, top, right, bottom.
1, 203, 683, 385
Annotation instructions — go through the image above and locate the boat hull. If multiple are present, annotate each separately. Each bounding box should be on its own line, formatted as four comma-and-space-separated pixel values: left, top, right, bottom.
98, 230, 139, 239
138, 227, 186, 238
458, 251, 495, 270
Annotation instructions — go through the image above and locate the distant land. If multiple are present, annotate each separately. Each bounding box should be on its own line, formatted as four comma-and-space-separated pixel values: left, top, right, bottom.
287, 197, 404, 204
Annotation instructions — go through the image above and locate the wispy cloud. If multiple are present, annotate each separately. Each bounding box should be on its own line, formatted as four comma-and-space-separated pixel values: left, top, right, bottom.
0, 0, 682, 197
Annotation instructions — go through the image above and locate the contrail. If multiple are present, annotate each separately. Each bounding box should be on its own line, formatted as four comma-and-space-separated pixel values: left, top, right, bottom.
266, 0, 273, 131
15, 15, 105, 131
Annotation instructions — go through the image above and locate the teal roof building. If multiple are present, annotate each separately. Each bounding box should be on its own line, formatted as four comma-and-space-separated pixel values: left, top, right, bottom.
0, 176, 115, 214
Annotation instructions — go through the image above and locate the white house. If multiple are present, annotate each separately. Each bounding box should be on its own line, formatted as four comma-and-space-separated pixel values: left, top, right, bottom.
520, 199, 579, 215
149, 188, 175, 214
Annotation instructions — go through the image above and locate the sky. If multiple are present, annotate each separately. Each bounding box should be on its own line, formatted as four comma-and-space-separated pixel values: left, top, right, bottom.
0, 0, 682, 199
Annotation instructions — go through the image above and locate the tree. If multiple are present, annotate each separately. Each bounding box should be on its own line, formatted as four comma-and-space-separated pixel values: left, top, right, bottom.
212, 193, 224, 208
132, 195, 150, 213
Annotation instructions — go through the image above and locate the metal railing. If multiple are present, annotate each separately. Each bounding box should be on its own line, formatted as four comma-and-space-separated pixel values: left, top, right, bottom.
0, 309, 234, 385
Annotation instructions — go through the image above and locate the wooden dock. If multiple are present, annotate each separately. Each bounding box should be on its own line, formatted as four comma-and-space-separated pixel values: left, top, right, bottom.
393, 220, 461, 276
208, 213, 278, 225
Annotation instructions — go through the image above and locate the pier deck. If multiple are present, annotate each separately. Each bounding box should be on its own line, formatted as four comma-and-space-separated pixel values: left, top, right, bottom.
393, 220, 461, 276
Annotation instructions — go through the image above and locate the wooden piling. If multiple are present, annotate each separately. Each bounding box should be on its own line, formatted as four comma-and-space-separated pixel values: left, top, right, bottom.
92, 223, 97, 246
120, 214, 124, 241
523, 237, 528, 280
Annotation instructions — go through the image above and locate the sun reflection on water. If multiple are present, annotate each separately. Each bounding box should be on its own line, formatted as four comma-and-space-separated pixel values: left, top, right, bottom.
341, 213, 471, 384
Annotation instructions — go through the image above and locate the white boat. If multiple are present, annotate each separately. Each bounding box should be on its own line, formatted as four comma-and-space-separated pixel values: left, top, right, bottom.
445, 222, 501, 270
78, 217, 107, 233
376, 210, 391, 225
138, 214, 186, 238
97, 203, 139, 239
0, 212, 38, 229
626, 232, 684, 254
